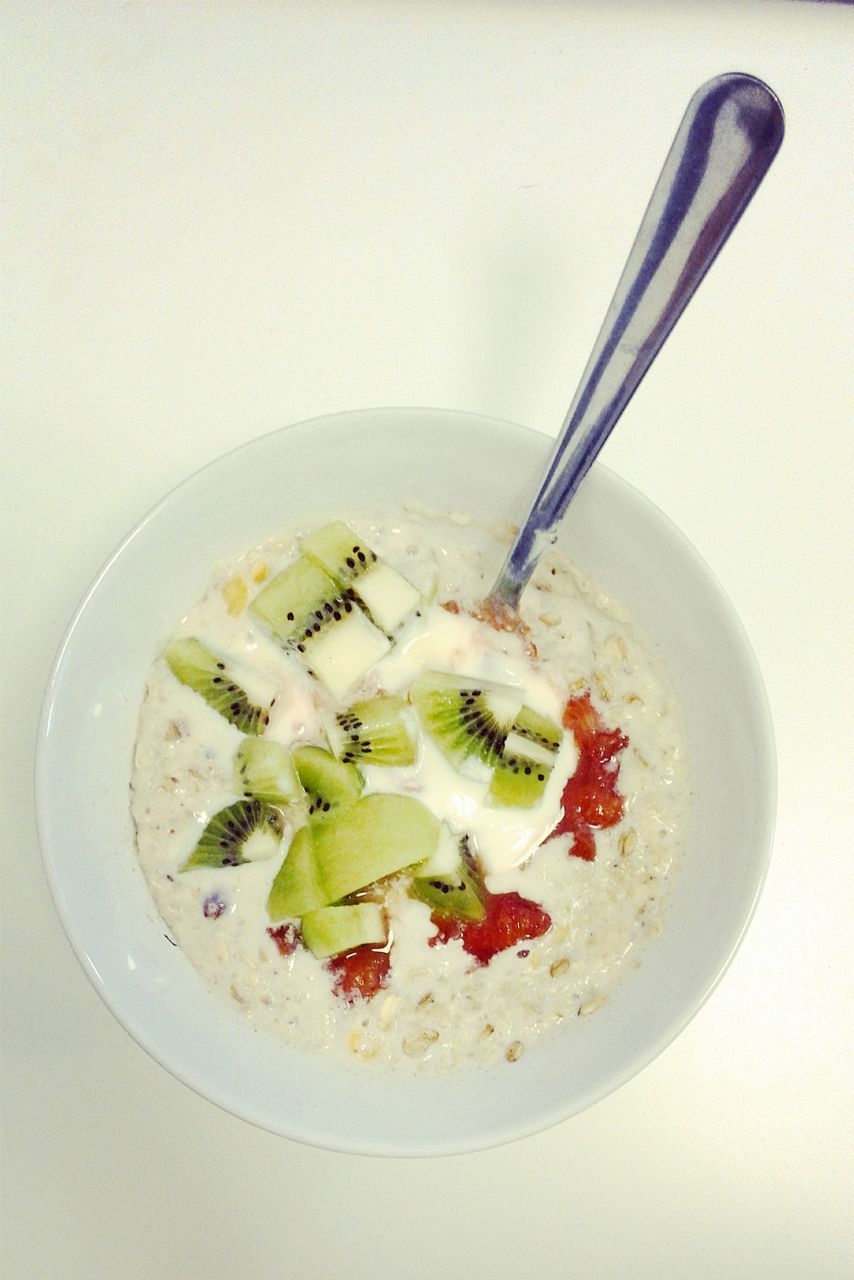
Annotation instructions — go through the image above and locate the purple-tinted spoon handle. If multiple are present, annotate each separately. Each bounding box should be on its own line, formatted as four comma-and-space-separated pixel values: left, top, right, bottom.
489, 72, 784, 610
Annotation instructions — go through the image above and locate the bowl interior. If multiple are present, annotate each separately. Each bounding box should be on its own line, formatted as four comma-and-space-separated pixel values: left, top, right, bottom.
37, 408, 776, 1155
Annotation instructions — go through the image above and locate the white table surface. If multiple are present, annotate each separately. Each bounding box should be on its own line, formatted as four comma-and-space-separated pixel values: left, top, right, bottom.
2, 3, 851, 1276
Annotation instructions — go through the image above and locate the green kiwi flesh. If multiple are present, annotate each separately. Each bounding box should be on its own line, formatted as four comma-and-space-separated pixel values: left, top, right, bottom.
182, 798, 283, 871
291, 745, 364, 819
300, 521, 421, 633
503, 705, 563, 764
266, 793, 440, 919
165, 637, 272, 735
249, 558, 342, 644
267, 825, 326, 918
410, 832, 485, 921
249, 555, 389, 698
312, 794, 440, 904
487, 754, 551, 807
325, 695, 418, 766
300, 903, 387, 959
300, 521, 378, 580
233, 738, 304, 807
487, 705, 563, 808
410, 821, 460, 879
410, 671, 523, 770
411, 863, 485, 921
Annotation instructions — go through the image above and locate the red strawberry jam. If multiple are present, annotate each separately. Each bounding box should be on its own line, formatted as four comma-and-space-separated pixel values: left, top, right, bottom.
327, 946, 391, 1003
549, 693, 628, 860
430, 888, 552, 966
267, 922, 300, 956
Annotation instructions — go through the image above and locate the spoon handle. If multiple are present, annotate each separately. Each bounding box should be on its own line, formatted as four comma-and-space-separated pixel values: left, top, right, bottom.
489, 72, 784, 610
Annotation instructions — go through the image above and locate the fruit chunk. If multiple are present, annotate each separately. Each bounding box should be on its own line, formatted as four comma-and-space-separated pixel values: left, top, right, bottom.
324, 695, 418, 767
233, 738, 304, 807
291, 744, 363, 819
487, 757, 550, 807
300, 521, 421, 633
303, 612, 391, 699
410, 671, 523, 770
300, 903, 388, 959
267, 825, 327, 918
182, 799, 283, 871
487, 705, 563, 808
165, 637, 273, 735
430, 888, 552, 965
267, 793, 440, 918
410, 828, 485, 922
311, 794, 440, 904
249, 558, 341, 644
267, 922, 300, 956
327, 947, 390, 1002
548, 693, 628, 860
504, 705, 563, 764
411, 821, 461, 879
411, 860, 485, 922
250, 555, 389, 697
222, 575, 248, 616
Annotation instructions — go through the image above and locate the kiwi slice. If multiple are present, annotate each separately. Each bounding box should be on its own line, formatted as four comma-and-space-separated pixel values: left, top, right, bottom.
300, 521, 422, 634
411, 820, 461, 879
324, 695, 418, 767
411, 863, 484, 921
250, 558, 342, 645
272, 788, 440, 921
300, 903, 388, 959
487, 755, 551, 807
181, 798, 283, 872
267, 793, 440, 918
233, 738, 304, 807
410, 831, 485, 921
487, 705, 563, 808
250, 555, 390, 699
165, 637, 273, 735
291, 744, 364, 819
267, 825, 326, 919
503, 706, 563, 764
410, 671, 523, 770
312, 793, 440, 903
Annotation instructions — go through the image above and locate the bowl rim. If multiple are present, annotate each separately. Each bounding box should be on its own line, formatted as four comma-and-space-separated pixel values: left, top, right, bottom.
35, 405, 777, 1156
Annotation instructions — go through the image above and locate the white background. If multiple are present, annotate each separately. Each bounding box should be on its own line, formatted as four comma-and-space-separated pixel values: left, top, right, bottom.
2, 3, 851, 1277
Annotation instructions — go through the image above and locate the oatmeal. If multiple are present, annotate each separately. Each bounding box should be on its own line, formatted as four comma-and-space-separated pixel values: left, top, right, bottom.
130, 508, 689, 1072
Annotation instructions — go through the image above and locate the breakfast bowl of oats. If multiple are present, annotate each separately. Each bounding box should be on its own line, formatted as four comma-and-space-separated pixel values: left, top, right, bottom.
36, 407, 775, 1154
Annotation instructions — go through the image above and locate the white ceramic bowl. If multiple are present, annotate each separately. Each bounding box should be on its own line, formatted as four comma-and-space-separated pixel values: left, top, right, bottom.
36, 408, 776, 1156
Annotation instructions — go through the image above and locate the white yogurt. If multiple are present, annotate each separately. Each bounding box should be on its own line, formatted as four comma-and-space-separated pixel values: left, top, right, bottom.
130, 507, 690, 1072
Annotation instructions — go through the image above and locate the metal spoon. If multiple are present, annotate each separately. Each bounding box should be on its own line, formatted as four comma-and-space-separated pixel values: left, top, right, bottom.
486, 72, 784, 615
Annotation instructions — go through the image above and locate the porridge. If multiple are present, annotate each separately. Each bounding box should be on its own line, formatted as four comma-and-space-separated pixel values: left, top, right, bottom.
131, 508, 689, 1071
